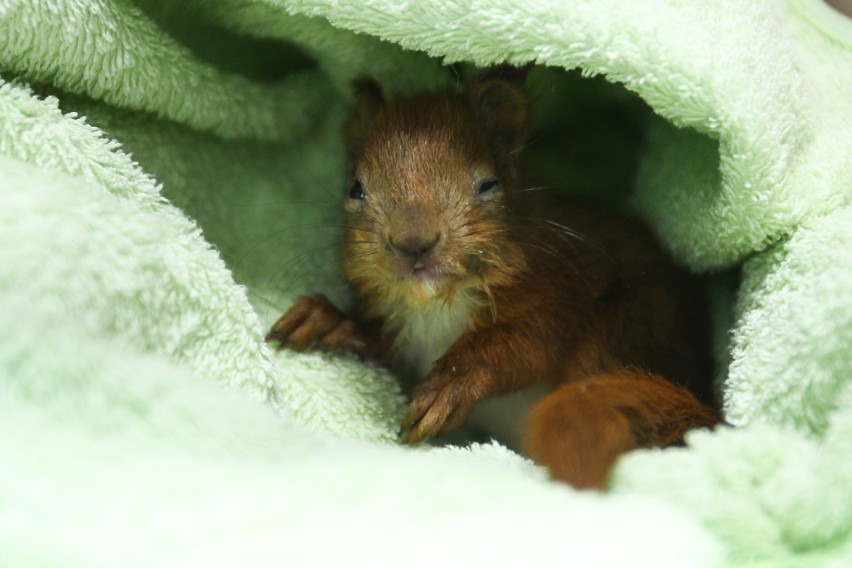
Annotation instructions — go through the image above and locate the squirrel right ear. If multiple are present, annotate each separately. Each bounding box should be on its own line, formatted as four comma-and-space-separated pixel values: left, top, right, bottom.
344, 79, 384, 159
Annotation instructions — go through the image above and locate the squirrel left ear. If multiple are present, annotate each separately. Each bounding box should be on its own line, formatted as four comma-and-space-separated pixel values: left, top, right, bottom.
344, 78, 385, 165
468, 64, 532, 162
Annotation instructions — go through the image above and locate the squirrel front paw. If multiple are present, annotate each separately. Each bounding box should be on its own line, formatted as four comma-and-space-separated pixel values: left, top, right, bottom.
400, 357, 485, 444
265, 294, 367, 355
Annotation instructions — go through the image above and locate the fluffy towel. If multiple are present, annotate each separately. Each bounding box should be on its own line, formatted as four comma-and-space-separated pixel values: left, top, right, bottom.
1, 0, 850, 565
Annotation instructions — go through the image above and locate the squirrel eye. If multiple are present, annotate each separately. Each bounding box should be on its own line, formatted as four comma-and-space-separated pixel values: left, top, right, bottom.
349, 179, 365, 200
475, 178, 500, 196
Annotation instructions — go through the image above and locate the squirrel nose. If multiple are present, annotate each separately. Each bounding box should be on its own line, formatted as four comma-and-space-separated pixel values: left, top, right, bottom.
389, 233, 440, 260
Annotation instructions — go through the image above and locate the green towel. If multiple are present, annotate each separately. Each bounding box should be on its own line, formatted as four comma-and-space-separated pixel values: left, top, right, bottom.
1, 0, 850, 565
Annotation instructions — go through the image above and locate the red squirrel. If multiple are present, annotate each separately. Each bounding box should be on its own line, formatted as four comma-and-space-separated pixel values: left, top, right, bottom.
267, 68, 718, 489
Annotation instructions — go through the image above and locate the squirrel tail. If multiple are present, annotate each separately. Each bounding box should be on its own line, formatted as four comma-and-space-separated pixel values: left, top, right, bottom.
524, 370, 718, 490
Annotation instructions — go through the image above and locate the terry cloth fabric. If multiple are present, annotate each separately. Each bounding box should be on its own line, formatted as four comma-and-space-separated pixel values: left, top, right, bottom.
1, 0, 850, 565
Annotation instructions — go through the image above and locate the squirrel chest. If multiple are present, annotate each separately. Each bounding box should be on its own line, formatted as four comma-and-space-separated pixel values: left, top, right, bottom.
384, 293, 480, 378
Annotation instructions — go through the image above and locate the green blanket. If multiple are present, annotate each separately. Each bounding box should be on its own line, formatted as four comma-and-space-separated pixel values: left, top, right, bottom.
2, 0, 851, 565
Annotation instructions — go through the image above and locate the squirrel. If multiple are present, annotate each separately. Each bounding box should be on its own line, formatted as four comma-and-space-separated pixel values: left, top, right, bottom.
266, 67, 718, 490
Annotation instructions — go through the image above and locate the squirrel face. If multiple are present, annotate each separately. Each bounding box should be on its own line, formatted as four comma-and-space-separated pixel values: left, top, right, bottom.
341, 76, 531, 311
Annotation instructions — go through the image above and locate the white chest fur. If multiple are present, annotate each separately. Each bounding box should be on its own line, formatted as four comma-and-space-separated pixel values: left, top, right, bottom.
386, 292, 547, 451
390, 295, 479, 378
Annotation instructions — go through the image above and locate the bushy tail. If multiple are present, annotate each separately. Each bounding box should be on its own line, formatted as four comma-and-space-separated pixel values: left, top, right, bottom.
525, 370, 717, 490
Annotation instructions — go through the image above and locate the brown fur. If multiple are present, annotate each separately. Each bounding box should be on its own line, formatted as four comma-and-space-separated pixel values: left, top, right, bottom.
267, 69, 718, 490
525, 371, 717, 489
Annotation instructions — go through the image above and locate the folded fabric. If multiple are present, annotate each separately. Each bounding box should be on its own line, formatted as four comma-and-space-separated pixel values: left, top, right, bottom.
1, 0, 850, 565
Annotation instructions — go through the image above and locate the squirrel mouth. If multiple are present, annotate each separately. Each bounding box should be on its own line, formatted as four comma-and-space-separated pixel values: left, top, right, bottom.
411, 265, 439, 281
407, 257, 449, 283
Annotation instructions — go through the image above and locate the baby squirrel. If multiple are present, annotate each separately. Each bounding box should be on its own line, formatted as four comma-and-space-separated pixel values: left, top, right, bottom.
267, 67, 718, 490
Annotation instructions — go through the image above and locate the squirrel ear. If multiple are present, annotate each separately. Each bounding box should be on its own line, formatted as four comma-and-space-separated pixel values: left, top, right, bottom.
468, 65, 531, 159
344, 78, 384, 161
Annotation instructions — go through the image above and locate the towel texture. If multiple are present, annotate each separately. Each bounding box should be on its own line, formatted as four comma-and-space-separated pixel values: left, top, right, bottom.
1, 0, 851, 565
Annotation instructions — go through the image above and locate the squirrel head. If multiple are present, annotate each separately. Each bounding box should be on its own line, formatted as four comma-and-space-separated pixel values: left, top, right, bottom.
341, 68, 531, 311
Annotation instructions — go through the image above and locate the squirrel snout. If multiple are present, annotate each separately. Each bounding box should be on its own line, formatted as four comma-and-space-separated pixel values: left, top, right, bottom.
388, 232, 440, 261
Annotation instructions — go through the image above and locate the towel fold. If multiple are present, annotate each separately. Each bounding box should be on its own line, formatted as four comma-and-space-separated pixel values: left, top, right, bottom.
2, 0, 851, 565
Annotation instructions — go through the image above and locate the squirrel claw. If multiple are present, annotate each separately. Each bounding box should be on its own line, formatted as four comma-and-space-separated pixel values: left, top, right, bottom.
400, 372, 476, 444
266, 295, 367, 355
